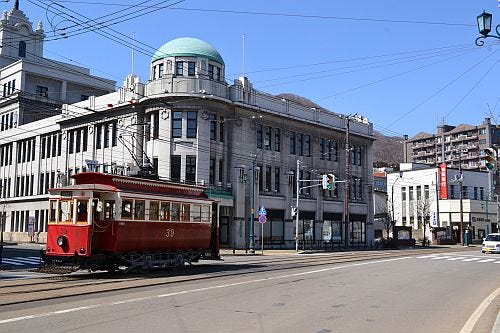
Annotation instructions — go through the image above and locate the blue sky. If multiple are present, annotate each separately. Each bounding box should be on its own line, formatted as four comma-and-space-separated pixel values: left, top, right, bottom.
10, 0, 500, 137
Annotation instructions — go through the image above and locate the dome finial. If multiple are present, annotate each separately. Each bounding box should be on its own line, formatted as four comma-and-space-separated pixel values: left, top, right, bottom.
14, 0, 19, 10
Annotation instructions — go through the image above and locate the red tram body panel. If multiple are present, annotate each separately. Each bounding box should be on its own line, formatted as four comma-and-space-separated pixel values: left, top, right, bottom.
42, 172, 219, 271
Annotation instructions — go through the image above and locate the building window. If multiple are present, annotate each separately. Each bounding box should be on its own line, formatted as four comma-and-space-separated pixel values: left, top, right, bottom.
327, 141, 332, 161
104, 123, 110, 148
75, 130, 81, 153
158, 63, 164, 77
333, 141, 338, 161
265, 165, 272, 192
357, 146, 362, 165
290, 131, 296, 155
153, 112, 159, 139
265, 127, 271, 150
208, 64, 214, 79
274, 128, 281, 152
188, 62, 196, 76
36, 85, 48, 98
186, 156, 196, 183
96, 125, 102, 149
82, 128, 88, 151
216, 67, 221, 81
209, 159, 215, 185
170, 155, 181, 181
219, 116, 224, 142
274, 167, 280, 193
297, 133, 303, 156
218, 160, 224, 183
18, 41, 26, 58
112, 121, 118, 146
320, 138, 325, 159
304, 135, 310, 157
172, 111, 182, 138
210, 114, 217, 140
175, 61, 183, 76
256, 124, 263, 149
68, 131, 74, 154
186, 111, 197, 138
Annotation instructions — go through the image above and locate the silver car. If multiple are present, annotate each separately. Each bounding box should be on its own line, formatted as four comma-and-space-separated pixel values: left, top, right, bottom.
482, 233, 500, 254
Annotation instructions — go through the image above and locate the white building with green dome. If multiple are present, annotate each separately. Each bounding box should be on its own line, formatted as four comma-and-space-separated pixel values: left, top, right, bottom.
1, 31, 376, 250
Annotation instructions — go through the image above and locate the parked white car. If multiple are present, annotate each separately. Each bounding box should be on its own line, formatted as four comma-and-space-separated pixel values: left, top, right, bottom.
481, 233, 500, 254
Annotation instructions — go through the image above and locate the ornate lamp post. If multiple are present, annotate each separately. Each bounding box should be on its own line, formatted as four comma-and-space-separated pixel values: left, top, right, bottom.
475, 11, 500, 46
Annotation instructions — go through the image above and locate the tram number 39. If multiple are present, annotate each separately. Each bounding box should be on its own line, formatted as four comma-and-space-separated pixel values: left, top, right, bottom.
165, 228, 175, 238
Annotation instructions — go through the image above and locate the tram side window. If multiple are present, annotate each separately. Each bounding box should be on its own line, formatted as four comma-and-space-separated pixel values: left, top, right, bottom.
59, 200, 73, 222
77, 200, 88, 222
122, 200, 133, 219
201, 205, 210, 223
149, 201, 159, 220
104, 201, 115, 219
135, 200, 145, 220
160, 202, 170, 221
192, 205, 201, 222
49, 200, 57, 222
181, 204, 190, 221
171, 203, 180, 221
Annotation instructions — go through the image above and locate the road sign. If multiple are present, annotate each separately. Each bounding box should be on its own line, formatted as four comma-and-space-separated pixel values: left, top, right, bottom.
258, 206, 267, 215
259, 214, 267, 224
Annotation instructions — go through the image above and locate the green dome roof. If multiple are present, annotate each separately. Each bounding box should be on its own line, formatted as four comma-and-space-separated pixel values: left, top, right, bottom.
152, 37, 224, 64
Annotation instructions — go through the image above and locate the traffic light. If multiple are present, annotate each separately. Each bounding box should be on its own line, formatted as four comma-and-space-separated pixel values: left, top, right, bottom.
484, 147, 497, 170
322, 174, 335, 190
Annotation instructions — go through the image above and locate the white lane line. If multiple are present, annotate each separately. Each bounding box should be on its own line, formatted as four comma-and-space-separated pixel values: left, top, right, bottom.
462, 258, 481, 262
431, 256, 451, 260
460, 286, 500, 333
0, 256, 413, 324
446, 257, 466, 261
417, 255, 437, 259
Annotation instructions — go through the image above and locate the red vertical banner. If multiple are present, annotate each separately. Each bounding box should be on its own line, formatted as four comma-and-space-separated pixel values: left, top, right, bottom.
439, 163, 448, 199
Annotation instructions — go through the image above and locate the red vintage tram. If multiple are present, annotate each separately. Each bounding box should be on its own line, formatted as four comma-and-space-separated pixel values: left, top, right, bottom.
42, 172, 219, 272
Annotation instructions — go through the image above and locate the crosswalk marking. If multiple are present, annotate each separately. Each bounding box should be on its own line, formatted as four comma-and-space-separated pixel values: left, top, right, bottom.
477, 259, 496, 263
1, 256, 41, 267
462, 258, 481, 262
13, 257, 41, 264
415, 254, 500, 265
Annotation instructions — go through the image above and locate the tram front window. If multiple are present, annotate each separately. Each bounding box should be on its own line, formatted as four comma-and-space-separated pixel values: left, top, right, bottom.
59, 200, 73, 223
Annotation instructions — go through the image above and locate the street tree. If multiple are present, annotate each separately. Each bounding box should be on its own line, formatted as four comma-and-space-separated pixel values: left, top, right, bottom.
416, 196, 432, 247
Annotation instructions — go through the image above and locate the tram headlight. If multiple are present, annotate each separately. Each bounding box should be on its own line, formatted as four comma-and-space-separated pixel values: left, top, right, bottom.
57, 235, 67, 247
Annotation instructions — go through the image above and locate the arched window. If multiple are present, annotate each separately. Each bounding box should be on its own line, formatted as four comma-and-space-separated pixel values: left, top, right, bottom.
18, 41, 26, 58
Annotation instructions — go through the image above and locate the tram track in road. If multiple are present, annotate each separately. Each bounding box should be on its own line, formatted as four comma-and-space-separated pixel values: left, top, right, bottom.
0, 247, 477, 308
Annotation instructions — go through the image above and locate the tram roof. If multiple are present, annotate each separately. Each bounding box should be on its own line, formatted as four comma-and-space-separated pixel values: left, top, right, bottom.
69, 172, 208, 198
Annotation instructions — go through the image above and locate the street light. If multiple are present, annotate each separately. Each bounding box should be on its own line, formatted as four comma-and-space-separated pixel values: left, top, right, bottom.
390, 173, 403, 238
249, 149, 265, 254
475, 11, 500, 46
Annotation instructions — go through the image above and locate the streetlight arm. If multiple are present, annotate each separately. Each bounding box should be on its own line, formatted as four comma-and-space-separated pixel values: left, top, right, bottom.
476, 24, 500, 46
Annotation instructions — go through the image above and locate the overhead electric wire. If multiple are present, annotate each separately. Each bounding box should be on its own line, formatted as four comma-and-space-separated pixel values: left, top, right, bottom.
387, 47, 500, 128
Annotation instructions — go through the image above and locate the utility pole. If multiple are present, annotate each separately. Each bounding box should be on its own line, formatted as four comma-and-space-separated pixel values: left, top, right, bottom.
344, 117, 350, 248
295, 159, 300, 252
459, 156, 464, 246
